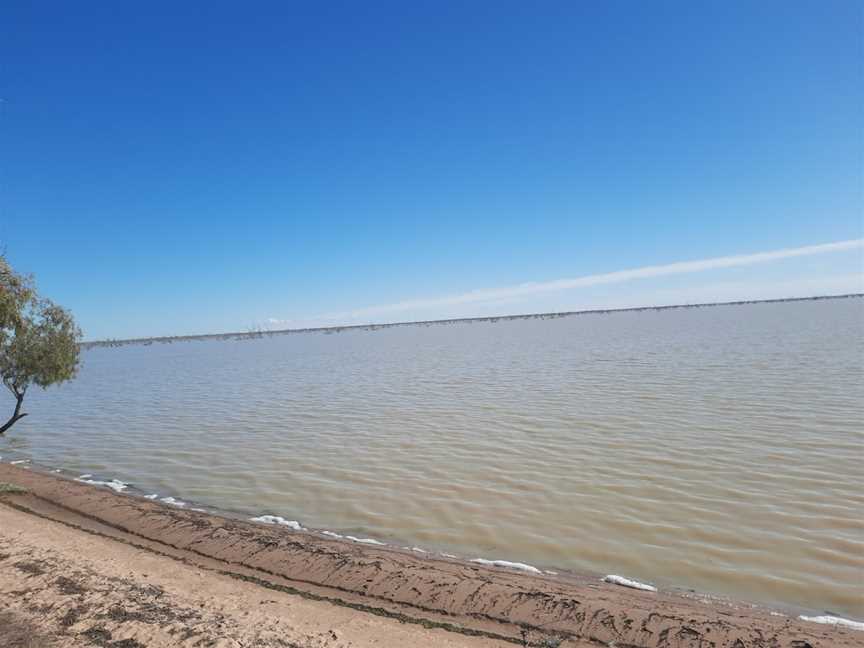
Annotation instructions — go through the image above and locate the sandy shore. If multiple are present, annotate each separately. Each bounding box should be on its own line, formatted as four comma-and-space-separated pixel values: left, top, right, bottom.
0, 464, 859, 647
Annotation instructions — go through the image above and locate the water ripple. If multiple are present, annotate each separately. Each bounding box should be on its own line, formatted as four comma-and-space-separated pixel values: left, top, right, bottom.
2, 298, 863, 617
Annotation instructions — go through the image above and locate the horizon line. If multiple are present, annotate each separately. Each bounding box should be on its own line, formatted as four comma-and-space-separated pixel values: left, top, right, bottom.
84, 293, 863, 346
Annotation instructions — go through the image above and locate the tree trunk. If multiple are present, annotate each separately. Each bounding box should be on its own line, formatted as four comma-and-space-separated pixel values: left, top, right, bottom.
0, 392, 27, 434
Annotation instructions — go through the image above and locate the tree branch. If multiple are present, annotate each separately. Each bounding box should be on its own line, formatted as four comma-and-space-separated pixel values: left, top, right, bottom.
0, 391, 26, 434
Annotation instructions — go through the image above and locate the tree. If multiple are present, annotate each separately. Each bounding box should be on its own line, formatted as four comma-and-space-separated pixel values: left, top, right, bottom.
0, 256, 81, 434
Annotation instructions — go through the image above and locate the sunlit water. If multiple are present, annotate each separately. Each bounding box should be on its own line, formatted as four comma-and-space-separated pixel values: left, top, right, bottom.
2, 298, 862, 617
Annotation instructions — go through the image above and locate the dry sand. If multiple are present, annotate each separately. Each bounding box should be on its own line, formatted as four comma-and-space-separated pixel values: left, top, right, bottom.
0, 464, 859, 647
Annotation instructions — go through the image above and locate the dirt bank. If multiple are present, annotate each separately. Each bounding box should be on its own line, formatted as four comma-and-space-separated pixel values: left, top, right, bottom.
0, 464, 858, 647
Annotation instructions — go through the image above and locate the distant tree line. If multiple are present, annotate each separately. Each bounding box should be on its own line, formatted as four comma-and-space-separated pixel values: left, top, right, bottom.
81, 293, 863, 350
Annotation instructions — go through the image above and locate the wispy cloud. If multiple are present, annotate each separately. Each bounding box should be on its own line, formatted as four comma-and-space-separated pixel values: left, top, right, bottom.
270, 239, 863, 327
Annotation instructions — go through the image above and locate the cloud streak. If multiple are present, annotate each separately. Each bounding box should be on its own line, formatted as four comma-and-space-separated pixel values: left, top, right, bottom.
271, 239, 863, 326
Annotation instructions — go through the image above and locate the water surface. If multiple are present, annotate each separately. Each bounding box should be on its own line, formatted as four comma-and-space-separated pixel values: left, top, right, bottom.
2, 298, 862, 617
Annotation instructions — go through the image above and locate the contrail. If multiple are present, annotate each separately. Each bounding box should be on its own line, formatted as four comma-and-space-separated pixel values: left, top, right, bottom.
270, 239, 863, 325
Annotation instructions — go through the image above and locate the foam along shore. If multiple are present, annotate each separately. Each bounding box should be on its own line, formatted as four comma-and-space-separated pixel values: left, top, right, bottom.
0, 464, 861, 648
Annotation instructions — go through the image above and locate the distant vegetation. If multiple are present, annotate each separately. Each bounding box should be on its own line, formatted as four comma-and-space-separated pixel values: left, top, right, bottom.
83, 293, 861, 350
0, 256, 81, 434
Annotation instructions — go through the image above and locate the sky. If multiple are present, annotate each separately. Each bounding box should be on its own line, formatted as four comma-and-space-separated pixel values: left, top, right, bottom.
1, 1, 862, 339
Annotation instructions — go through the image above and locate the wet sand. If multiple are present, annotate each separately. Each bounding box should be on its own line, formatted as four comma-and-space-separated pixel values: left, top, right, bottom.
0, 464, 859, 648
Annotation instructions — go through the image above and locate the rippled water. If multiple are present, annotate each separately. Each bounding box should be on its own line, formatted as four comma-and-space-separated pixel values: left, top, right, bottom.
2, 298, 863, 617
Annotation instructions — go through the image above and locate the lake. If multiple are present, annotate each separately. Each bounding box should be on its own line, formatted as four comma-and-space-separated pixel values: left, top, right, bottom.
2, 297, 862, 617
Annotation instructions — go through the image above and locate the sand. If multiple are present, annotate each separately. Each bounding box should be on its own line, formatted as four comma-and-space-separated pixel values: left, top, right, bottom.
0, 464, 859, 647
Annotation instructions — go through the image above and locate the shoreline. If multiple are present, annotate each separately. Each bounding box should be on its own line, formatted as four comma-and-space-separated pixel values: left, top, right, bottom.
1, 463, 859, 647
83, 293, 862, 348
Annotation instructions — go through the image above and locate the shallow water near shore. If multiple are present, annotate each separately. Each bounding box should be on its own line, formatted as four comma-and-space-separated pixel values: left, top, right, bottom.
2, 298, 863, 617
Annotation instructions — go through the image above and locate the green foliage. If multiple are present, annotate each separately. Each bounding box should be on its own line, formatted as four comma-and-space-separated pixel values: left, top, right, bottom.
0, 257, 34, 336
0, 256, 81, 432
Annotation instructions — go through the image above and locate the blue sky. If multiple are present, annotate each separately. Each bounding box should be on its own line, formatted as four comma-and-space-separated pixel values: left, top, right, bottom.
2, 1, 862, 339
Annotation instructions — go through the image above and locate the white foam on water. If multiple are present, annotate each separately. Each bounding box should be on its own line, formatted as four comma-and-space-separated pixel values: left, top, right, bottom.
191, 508, 206, 512
75, 476, 129, 493
602, 575, 657, 592
10, 460, 29, 465
159, 496, 186, 507
411, 547, 427, 553
52, 469, 61, 473
250, 515, 303, 531
318, 530, 384, 545
144, 494, 159, 499
79, 474, 93, 479
441, 553, 458, 558
471, 559, 542, 574
544, 570, 559, 576
799, 615, 864, 631
345, 535, 385, 545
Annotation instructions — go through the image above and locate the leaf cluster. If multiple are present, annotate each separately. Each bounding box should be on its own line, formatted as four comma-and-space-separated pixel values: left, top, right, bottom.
0, 256, 81, 399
